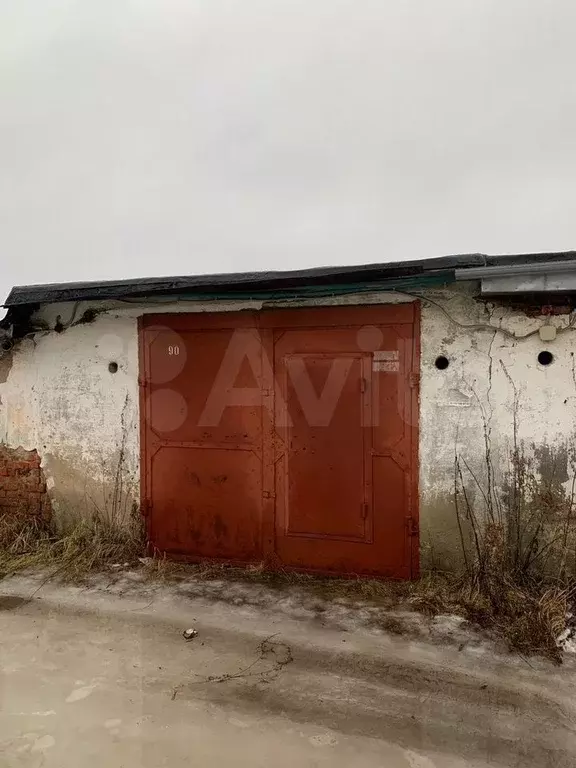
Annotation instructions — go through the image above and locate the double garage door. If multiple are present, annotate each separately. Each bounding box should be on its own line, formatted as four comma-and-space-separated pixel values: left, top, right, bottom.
140, 304, 419, 579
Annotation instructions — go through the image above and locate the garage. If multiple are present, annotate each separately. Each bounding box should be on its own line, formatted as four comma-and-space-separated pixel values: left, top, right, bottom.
5, 252, 576, 580
140, 303, 419, 578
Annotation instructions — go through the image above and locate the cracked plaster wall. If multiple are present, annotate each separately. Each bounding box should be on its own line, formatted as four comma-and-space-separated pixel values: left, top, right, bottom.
420, 283, 576, 569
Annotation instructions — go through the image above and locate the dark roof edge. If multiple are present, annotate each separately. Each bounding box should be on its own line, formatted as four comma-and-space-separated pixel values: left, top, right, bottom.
4, 250, 576, 308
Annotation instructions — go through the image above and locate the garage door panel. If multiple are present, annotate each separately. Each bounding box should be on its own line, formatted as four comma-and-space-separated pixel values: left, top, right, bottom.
273, 321, 415, 577
149, 446, 262, 560
146, 329, 262, 446
277, 353, 370, 542
144, 323, 266, 563
272, 538, 410, 578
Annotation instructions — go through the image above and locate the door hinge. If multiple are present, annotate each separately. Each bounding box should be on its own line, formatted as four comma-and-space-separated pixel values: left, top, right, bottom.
406, 515, 419, 536
263, 490, 276, 499
141, 498, 151, 517
409, 372, 420, 389
360, 377, 367, 394
361, 502, 369, 520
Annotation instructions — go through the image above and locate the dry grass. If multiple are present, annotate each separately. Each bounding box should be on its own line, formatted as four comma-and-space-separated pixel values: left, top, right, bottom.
48, 517, 144, 581
497, 586, 570, 662
0, 512, 143, 582
0, 514, 54, 575
408, 570, 573, 663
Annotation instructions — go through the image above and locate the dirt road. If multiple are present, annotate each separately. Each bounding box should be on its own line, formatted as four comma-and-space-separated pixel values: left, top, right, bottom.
0, 573, 575, 767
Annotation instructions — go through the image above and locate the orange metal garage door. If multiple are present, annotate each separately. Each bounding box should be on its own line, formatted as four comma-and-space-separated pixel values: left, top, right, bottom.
139, 304, 419, 579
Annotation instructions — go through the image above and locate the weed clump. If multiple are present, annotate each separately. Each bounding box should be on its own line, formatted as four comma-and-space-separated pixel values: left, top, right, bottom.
0, 511, 143, 581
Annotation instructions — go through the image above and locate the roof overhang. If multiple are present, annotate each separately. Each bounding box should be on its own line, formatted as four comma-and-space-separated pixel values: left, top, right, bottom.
4, 251, 576, 312
3, 254, 481, 308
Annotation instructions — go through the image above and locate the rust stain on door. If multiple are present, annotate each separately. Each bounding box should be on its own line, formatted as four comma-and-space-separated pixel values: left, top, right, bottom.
140, 304, 419, 578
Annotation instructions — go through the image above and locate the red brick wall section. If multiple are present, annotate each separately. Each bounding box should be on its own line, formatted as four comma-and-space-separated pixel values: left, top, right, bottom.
0, 446, 51, 521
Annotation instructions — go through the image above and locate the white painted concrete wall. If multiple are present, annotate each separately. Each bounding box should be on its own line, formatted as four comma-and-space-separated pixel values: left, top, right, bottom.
1, 283, 574, 565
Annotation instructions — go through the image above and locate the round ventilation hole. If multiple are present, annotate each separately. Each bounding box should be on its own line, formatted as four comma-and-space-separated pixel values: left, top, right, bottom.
435, 355, 449, 370
108, 362, 119, 374
538, 351, 554, 366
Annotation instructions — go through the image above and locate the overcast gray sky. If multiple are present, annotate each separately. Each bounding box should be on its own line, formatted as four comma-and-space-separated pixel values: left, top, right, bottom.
1, 0, 575, 305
